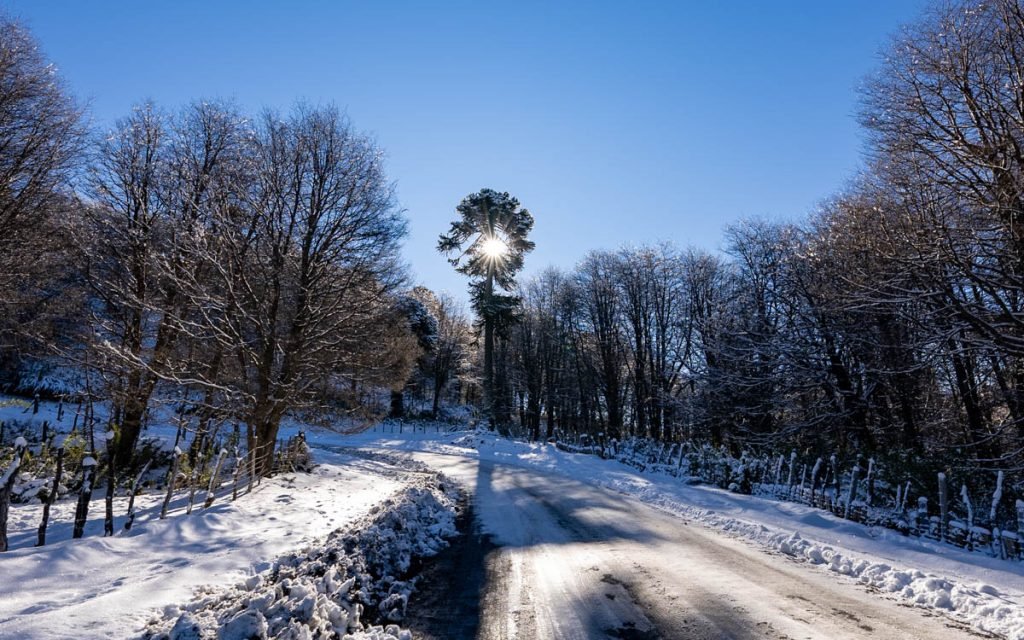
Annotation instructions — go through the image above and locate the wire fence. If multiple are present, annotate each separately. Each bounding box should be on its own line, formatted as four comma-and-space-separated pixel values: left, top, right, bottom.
0, 424, 312, 552
558, 434, 1024, 561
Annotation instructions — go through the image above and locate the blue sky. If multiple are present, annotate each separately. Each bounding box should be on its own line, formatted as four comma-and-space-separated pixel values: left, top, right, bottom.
6, 1, 927, 302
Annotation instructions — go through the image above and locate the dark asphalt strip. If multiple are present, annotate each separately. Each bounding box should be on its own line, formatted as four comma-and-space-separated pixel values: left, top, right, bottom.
403, 500, 497, 640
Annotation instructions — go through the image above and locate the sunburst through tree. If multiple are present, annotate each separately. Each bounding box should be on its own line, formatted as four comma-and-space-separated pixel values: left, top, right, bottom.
438, 188, 535, 429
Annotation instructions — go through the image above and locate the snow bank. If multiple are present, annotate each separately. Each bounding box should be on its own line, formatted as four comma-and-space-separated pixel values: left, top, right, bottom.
142, 466, 459, 640
695, 511, 1024, 638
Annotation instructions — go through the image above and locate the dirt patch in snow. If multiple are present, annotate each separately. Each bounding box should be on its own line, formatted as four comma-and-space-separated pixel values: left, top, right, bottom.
402, 499, 497, 639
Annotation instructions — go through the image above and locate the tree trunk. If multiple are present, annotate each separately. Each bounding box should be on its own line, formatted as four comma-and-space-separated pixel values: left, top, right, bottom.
251, 409, 283, 478
0, 441, 27, 551
390, 389, 405, 419
432, 376, 443, 418
115, 400, 145, 471
484, 312, 495, 428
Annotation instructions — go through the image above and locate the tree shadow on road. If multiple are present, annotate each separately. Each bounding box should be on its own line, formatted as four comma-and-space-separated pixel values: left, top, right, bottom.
404, 458, 677, 639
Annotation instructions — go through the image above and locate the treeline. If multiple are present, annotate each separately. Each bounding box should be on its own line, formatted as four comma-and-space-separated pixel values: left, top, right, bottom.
0, 16, 472, 475
492, 0, 1024, 483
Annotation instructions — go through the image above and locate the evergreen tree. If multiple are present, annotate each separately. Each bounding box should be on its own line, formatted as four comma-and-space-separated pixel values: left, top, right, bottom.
438, 189, 534, 430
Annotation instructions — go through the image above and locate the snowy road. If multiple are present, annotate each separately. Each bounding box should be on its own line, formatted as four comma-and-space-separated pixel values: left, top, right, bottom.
405, 452, 985, 640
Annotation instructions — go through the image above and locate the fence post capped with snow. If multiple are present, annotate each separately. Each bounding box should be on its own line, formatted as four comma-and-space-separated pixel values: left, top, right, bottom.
938, 472, 949, 541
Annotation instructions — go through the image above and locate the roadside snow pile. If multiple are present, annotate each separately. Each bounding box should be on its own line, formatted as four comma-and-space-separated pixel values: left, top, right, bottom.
622, 487, 1024, 639
769, 530, 1024, 638
142, 474, 459, 640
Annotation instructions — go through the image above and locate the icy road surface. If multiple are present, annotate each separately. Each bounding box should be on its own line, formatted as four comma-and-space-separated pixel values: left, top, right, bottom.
406, 452, 984, 640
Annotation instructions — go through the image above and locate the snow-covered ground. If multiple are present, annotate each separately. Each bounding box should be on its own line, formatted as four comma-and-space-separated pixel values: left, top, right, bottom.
0, 449, 407, 639
5, 413, 1024, 638
317, 426, 1024, 639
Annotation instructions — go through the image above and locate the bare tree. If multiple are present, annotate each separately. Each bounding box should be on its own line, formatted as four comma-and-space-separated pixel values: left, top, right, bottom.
181, 104, 407, 475
0, 16, 83, 359
411, 288, 472, 418
82, 101, 250, 468
576, 251, 628, 438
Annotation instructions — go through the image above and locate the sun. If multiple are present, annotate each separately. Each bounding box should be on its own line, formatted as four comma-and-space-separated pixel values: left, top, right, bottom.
481, 237, 508, 259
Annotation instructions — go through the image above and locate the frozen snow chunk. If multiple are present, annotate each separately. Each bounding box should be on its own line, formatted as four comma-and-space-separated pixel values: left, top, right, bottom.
805, 546, 825, 564
921, 577, 950, 592
883, 570, 913, 592
932, 592, 953, 610
163, 604, 182, 619
294, 595, 316, 623
276, 620, 313, 640
169, 613, 203, 640
219, 609, 267, 640
977, 583, 1000, 597
326, 599, 351, 629
247, 588, 276, 611
380, 592, 408, 621
290, 582, 311, 601
384, 625, 411, 640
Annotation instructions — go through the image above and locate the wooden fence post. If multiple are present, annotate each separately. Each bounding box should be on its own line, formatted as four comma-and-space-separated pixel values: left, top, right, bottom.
0, 437, 28, 551
232, 447, 242, 501
1016, 500, 1024, 541
990, 471, 1004, 522
785, 451, 796, 497
124, 459, 152, 531
845, 461, 860, 520
160, 448, 183, 519
829, 454, 841, 512
186, 452, 204, 515
917, 496, 929, 535
103, 430, 116, 536
73, 455, 98, 538
248, 436, 258, 494
938, 472, 949, 542
810, 458, 823, 503
37, 437, 65, 545
204, 449, 227, 508
864, 458, 875, 506
960, 483, 975, 551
